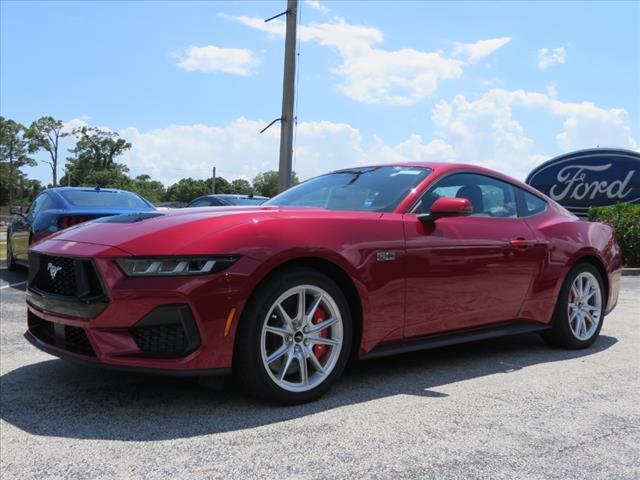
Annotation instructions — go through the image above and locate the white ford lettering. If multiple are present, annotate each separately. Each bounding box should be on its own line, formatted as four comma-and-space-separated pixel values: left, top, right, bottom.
549, 163, 635, 201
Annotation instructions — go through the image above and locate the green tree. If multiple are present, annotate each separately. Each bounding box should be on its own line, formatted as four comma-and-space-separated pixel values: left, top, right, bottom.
230, 178, 253, 194
25, 116, 67, 187
212, 176, 231, 194
163, 178, 211, 203
128, 174, 166, 203
0, 116, 36, 208
252, 170, 299, 197
65, 126, 131, 185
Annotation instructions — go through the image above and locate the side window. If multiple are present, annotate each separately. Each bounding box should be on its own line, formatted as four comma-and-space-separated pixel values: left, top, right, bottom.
414, 173, 517, 218
518, 189, 547, 217
28, 193, 53, 216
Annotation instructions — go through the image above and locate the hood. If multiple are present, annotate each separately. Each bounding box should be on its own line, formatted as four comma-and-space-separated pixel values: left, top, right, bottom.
47, 206, 322, 255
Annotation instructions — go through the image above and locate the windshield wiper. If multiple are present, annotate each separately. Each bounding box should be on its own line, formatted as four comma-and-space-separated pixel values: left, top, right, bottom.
335, 167, 380, 186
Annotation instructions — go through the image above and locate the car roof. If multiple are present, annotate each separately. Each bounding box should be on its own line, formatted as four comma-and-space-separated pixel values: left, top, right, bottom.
344, 162, 536, 190
49, 187, 132, 194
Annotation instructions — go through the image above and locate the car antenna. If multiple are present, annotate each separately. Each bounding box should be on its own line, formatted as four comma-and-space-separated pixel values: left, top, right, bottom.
95, 185, 101, 191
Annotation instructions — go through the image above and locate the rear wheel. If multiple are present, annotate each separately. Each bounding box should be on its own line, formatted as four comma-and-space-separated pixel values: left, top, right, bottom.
234, 268, 352, 405
543, 263, 605, 349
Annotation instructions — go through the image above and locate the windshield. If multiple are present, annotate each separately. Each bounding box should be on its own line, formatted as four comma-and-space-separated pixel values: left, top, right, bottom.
265, 166, 431, 212
60, 190, 153, 209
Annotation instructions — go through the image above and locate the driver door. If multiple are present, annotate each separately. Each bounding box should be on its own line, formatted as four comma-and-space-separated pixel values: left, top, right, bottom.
402, 172, 543, 338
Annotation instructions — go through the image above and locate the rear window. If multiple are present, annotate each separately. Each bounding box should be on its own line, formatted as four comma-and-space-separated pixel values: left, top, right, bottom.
60, 190, 152, 209
225, 197, 267, 205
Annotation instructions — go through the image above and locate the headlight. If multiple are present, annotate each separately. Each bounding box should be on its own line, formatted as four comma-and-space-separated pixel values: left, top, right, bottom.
116, 256, 239, 277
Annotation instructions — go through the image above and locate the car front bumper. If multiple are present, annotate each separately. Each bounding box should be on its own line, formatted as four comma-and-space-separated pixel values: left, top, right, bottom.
25, 238, 264, 374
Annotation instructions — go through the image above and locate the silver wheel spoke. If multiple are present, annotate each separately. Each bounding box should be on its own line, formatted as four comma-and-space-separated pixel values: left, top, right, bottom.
266, 343, 289, 365
309, 317, 338, 334
305, 293, 323, 325
583, 311, 596, 327
265, 325, 290, 337
571, 284, 580, 301
307, 348, 325, 375
308, 336, 340, 347
298, 354, 309, 385
278, 350, 295, 381
296, 289, 306, 322
276, 304, 294, 330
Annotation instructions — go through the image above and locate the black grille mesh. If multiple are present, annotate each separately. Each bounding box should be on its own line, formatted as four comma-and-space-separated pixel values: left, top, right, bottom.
29, 312, 96, 357
131, 324, 188, 356
64, 325, 95, 356
34, 255, 77, 296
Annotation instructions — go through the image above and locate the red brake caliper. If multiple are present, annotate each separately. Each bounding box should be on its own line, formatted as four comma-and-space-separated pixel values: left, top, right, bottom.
312, 306, 329, 360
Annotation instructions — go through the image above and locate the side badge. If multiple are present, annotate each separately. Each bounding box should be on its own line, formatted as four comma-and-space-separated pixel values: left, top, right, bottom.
376, 251, 396, 262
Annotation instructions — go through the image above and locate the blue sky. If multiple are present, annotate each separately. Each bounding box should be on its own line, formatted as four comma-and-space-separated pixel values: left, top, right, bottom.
2, 0, 639, 186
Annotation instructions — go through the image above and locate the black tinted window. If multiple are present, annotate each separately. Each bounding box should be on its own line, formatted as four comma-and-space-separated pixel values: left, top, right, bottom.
520, 190, 547, 217
267, 166, 431, 212
29, 193, 54, 215
415, 173, 517, 218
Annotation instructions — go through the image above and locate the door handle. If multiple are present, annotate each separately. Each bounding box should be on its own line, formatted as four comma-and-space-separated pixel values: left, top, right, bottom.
510, 238, 535, 249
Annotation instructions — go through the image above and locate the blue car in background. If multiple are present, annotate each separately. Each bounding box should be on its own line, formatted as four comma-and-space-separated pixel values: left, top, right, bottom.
6, 187, 155, 270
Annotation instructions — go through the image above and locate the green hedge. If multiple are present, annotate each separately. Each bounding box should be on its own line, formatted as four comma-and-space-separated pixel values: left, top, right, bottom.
588, 204, 640, 267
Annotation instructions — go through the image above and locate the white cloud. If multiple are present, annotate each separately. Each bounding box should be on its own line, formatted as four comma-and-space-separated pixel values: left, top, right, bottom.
305, 0, 330, 14
453, 37, 511, 63
431, 88, 637, 178
226, 15, 508, 105
117, 118, 454, 185
175, 45, 260, 76
62, 117, 89, 134
537, 47, 567, 69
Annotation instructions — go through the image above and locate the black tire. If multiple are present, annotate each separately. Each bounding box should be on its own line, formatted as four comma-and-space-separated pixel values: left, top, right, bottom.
6, 238, 18, 272
233, 267, 352, 405
542, 262, 605, 349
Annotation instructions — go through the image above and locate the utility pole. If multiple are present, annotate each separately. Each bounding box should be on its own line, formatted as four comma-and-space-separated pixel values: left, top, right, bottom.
212, 166, 216, 194
277, 0, 297, 193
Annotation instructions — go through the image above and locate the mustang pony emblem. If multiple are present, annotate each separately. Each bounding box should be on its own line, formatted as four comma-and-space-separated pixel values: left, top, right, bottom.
47, 262, 63, 280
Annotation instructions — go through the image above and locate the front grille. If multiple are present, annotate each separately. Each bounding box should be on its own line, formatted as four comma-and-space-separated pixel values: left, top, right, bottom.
131, 324, 188, 356
28, 311, 96, 357
29, 253, 105, 300
34, 255, 77, 296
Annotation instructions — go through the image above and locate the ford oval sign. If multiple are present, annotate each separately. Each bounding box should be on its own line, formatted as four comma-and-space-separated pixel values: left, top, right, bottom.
526, 148, 640, 217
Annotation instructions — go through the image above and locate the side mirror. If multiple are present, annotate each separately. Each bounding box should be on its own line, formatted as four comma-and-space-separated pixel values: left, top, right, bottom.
10, 206, 23, 215
417, 197, 473, 222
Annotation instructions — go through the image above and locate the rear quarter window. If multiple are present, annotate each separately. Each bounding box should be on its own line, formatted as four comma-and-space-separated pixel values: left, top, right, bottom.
519, 190, 547, 217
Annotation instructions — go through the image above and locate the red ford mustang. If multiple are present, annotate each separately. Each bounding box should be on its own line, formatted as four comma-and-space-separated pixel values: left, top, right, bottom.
25, 163, 622, 404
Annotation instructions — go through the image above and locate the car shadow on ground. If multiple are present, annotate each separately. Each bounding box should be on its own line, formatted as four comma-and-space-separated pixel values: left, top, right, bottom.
0, 333, 617, 441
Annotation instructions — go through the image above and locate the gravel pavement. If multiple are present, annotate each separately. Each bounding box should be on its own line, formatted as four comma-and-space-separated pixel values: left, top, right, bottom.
1, 266, 638, 479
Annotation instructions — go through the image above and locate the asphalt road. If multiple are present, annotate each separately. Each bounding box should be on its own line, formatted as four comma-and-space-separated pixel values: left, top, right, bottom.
1, 266, 638, 479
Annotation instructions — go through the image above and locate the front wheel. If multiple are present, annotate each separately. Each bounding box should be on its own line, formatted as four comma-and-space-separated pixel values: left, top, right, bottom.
543, 263, 605, 349
234, 268, 352, 405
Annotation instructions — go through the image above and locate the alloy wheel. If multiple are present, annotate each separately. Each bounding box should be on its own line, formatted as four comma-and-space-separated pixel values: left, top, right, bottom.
260, 285, 343, 393
567, 271, 602, 341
